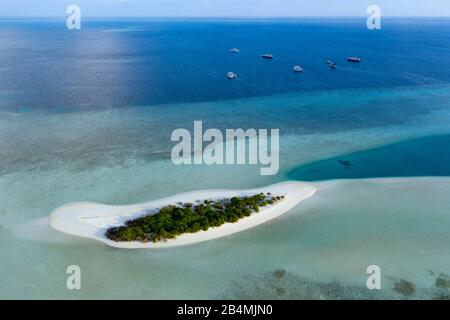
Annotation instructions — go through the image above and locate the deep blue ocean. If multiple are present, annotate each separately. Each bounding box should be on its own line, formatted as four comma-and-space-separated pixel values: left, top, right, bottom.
1, 18, 450, 111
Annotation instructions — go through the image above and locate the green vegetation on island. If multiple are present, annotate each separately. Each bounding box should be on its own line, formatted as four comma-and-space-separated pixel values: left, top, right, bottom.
105, 193, 285, 243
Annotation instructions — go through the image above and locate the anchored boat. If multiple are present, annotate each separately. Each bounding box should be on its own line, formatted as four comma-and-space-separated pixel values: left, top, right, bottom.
347, 57, 362, 62
227, 72, 238, 79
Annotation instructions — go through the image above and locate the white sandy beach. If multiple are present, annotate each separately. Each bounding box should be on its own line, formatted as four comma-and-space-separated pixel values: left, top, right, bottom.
49, 181, 316, 249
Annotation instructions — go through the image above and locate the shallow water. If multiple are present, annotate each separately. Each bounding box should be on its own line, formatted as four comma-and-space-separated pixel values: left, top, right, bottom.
1, 86, 450, 298
2, 178, 450, 299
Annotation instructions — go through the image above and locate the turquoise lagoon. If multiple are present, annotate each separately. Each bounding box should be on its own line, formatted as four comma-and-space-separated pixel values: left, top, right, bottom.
1, 84, 450, 299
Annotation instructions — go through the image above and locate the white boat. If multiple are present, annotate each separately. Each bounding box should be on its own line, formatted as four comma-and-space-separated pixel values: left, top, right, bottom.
347, 57, 362, 62
229, 48, 240, 53
227, 72, 238, 79
293, 65, 304, 72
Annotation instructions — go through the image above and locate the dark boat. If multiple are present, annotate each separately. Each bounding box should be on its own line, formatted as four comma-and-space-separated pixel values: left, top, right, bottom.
261, 54, 274, 59
329, 63, 337, 69
347, 57, 362, 62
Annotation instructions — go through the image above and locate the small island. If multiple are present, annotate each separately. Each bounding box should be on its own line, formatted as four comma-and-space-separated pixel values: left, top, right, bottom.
49, 182, 316, 249
106, 193, 284, 243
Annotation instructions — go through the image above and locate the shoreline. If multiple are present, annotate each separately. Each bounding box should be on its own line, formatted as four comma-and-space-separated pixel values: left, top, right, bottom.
49, 181, 317, 249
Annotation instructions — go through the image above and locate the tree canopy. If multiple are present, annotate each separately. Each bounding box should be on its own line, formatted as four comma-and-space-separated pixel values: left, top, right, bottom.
106, 193, 284, 243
